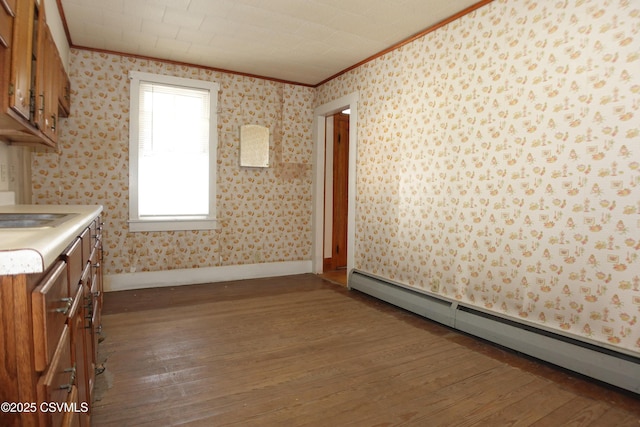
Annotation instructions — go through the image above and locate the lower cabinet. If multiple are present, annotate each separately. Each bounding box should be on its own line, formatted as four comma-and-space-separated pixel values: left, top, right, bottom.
0, 215, 103, 427
69, 280, 90, 427
36, 326, 73, 427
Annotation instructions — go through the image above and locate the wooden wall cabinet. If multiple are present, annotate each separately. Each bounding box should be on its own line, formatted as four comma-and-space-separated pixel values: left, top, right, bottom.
7, 0, 33, 121
0, 0, 70, 148
0, 1, 14, 48
35, 20, 60, 141
57, 53, 71, 118
0, 1, 17, 46
0, 216, 104, 427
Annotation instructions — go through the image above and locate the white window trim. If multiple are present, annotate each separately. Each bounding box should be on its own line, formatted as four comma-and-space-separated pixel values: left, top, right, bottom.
128, 71, 219, 232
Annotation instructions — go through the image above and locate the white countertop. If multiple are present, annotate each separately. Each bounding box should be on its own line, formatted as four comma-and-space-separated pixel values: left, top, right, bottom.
0, 204, 103, 275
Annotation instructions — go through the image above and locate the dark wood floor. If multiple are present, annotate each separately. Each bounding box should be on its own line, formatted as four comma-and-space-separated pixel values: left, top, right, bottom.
92, 274, 640, 426
319, 269, 348, 286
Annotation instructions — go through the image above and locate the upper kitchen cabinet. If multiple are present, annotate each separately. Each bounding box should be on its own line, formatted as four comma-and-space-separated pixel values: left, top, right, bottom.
8, 0, 33, 121
1, 0, 16, 16
58, 55, 70, 117
0, 1, 16, 49
35, 13, 59, 141
0, 0, 70, 148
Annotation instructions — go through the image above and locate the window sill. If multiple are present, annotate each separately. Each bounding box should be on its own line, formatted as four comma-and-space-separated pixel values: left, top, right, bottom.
128, 217, 218, 232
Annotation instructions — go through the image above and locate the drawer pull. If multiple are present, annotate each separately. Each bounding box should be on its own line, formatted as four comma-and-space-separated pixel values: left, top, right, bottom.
93, 262, 100, 269
55, 298, 73, 315
59, 365, 77, 393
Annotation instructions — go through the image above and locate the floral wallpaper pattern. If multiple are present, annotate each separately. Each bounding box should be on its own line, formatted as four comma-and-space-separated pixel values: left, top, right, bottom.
317, 0, 640, 354
32, 51, 315, 275
31, 0, 640, 355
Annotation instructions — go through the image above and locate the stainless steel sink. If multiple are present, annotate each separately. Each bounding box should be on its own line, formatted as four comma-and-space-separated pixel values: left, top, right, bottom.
0, 213, 78, 229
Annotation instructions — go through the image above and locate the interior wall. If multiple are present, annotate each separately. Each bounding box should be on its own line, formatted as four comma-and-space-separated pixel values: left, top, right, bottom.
0, 140, 10, 192
0, 140, 32, 204
316, 0, 640, 355
32, 50, 315, 276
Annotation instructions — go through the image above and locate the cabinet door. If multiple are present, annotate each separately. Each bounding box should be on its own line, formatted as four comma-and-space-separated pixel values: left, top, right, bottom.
90, 231, 103, 332
61, 385, 81, 427
45, 28, 58, 139
37, 325, 74, 427
80, 263, 96, 399
69, 284, 90, 426
34, 5, 46, 132
9, 0, 34, 120
58, 55, 70, 117
35, 20, 58, 141
1, 0, 16, 15
0, 4, 11, 48
32, 260, 71, 372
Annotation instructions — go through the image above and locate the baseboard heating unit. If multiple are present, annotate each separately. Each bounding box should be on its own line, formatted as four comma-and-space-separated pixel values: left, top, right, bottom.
348, 269, 640, 394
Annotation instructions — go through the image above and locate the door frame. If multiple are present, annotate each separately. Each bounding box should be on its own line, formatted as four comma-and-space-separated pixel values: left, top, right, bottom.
311, 92, 359, 277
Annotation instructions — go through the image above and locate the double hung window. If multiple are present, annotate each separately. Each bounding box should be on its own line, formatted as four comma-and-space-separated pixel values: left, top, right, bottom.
128, 72, 219, 232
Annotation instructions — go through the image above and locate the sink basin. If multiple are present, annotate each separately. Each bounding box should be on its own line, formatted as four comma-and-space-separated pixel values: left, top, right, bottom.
0, 213, 78, 229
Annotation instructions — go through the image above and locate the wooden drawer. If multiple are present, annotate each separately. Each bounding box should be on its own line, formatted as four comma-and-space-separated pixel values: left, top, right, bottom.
90, 219, 101, 262
90, 266, 101, 326
80, 227, 91, 266
80, 263, 91, 321
62, 237, 83, 292
89, 218, 98, 240
89, 244, 99, 269
37, 325, 74, 427
32, 261, 71, 372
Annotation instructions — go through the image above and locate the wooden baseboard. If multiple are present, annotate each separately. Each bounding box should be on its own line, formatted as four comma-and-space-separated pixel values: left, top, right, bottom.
104, 260, 313, 292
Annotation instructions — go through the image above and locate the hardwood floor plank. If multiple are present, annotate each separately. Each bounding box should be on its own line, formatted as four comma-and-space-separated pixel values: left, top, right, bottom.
587, 407, 640, 427
465, 381, 595, 426
92, 274, 640, 426
356, 369, 546, 427
97, 304, 465, 424
335, 366, 528, 427
199, 348, 490, 425
528, 396, 611, 427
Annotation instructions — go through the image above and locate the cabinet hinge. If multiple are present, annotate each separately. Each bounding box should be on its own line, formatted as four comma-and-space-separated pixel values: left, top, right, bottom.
8, 83, 14, 96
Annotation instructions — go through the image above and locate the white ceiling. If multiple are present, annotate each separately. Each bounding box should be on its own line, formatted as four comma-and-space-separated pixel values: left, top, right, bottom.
59, 0, 481, 86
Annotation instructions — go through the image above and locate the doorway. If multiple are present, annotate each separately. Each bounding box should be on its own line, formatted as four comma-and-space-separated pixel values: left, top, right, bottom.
311, 92, 359, 286
324, 112, 349, 274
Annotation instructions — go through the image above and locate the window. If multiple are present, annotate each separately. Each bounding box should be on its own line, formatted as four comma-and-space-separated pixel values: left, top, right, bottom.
128, 71, 219, 232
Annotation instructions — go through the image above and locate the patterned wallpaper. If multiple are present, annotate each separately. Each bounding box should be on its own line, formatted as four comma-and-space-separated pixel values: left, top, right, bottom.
31, 0, 640, 355
317, 0, 640, 354
32, 51, 315, 274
